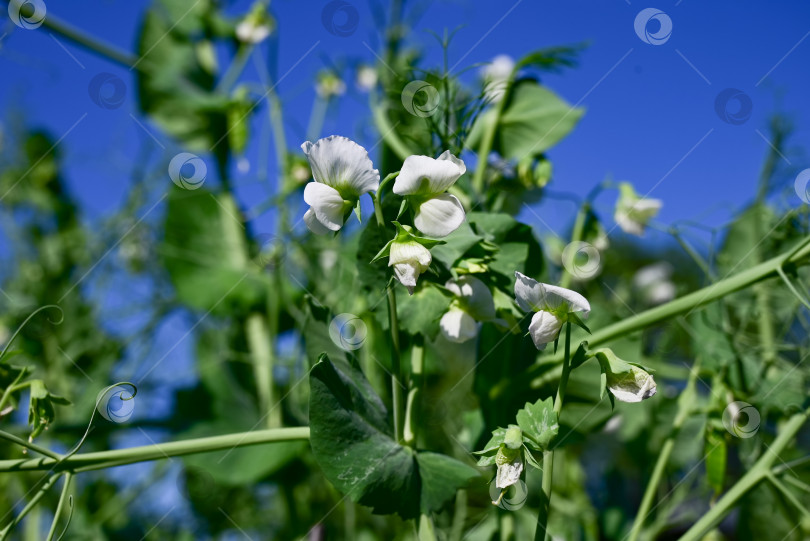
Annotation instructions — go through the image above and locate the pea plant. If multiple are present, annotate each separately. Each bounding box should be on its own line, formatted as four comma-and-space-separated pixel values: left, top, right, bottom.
1, 0, 809, 539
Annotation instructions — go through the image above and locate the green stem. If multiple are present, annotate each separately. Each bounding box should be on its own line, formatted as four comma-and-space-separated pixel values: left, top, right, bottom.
306, 96, 330, 143
0, 427, 309, 473
418, 513, 438, 541
373, 172, 400, 228
217, 44, 253, 93
449, 490, 468, 541
560, 204, 589, 289
0, 473, 63, 540
679, 409, 809, 541
627, 360, 699, 541
535, 321, 572, 541
371, 96, 413, 161
471, 71, 513, 196
0, 379, 31, 417
403, 340, 424, 447
0, 430, 62, 460
387, 287, 404, 444
45, 472, 72, 541
246, 313, 280, 428
768, 473, 810, 520
515, 236, 810, 390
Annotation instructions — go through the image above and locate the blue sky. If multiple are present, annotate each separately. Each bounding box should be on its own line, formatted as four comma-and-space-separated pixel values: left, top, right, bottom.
2, 0, 809, 244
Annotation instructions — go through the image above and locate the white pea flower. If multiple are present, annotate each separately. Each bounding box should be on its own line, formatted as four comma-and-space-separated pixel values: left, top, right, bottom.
439, 275, 499, 343
594, 348, 657, 403
356, 65, 378, 92
514, 271, 590, 350
236, 3, 274, 44
315, 71, 347, 99
300, 136, 380, 235
614, 182, 662, 236
393, 151, 467, 237
389, 240, 431, 295
495, 454, 523, 490
481, 54, 515, 103
633, 262, 676, 305
494, 425, 524, 492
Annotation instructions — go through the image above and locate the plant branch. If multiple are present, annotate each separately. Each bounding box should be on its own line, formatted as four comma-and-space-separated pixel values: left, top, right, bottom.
45, 472, 73, 541
0, 430, 62, 460
387, 287, 404, 444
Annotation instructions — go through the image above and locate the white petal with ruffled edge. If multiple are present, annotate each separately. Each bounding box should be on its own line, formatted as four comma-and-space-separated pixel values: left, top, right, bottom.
528, 310, 563, 350
393, 151, 466, 196
440, 309, 479, 343
303, 182, 345, 231
607, 367, 657, 403
495, 458, 523, 489
514, 272, 590, 315
300, 136, 380, 197
414, 194, 465, 237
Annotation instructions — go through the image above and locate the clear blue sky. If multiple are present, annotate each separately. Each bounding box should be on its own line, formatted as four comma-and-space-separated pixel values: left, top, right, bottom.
2, 0, 809, 241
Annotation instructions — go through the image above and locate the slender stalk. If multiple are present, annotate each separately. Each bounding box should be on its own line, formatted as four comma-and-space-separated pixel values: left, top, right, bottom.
217, 44, 253, 93
0, 427, 309, 473
246, 313, 281, 428
626, 361, 699, 541
373, 172, 400, 227
45, 472, 72, 541
0, 430, 62, 460
306, 95, 330, 143
768, 473, 810, 520
0, 473, 63, 540
370, 97, 413, 160
387, 288, 404, 444
679, 409, 809, 541
403, 341, 424, 447
471, 87, 509, 196
535, 321, 572, 541
449, 490, 468, 541
0, 380, 31, 418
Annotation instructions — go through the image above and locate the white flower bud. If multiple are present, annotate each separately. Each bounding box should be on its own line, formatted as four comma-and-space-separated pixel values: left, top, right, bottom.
440, 308, 478, 343
389, 241, 431, 295
528, 310, 563, 350
614, 182, 662, 236
606, 364, 657, 403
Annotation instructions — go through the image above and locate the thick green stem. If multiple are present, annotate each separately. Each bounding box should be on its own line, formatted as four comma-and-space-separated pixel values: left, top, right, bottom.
627, 361, 699, 541
246, 313, 281, 428
0, 427, 309, 473
371, 97, 414, 161
387, 288, 404, 444
45, 472, 72, 541
679, 409, 809, 541
403, 341, 424, 446
535, 321, 572, 541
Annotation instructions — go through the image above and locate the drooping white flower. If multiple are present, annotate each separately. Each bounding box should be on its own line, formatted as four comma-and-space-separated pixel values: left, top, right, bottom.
393, 151, 467, 237
300, 136, 380, 235
440, 275, 499, 343
356, 65, 378, 92
514, 271, 590, 350
614, 182, 662, 236
481, 54, 515, 103
389, 240, 432, 295
235, 3, 274, 44
607, 365, 657, 403
494, 425, 524, 490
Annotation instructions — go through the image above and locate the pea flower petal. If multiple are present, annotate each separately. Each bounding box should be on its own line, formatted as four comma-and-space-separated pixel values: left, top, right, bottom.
389, 241, 432, 295
514, 271, 590, 315
528, 311, 563, 350
303, 182, 346, 233
614, 182, 662, 236
300, 136, 380, 197
607, 365, 657, 403
413, 193, 466, 238
393, 151, 466, 196
440, 309, 479, 343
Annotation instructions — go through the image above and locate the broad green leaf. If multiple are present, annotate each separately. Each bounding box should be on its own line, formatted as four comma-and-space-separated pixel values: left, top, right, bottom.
467, 79, 584, 160
162, 188, 268, 315
515, 397, 558, 450
395, 284, 450, 338
309, 355, 478, 518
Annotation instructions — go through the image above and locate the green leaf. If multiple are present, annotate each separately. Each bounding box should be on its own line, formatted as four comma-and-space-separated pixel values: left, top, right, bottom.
395, 284, 450, 338
515, 397, 558, 451
162, 188, 268, 315
309, 355, 478, 518
467, 79, 584, 160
